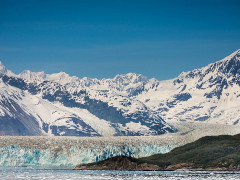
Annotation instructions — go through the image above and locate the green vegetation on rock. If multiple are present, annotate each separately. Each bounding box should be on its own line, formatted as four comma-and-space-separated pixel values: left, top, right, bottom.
140, 134, 240, 170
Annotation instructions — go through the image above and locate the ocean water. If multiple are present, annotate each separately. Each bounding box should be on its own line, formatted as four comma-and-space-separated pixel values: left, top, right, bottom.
0, 167, 240, 180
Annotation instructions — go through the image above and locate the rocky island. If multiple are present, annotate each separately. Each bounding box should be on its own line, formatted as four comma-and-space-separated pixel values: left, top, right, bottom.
75, 133, 240, 171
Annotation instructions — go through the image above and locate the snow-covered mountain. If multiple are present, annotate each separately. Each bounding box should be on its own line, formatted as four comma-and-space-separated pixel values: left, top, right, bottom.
0, 49, 239, 136
0, 63, 174, 136
0, 61, 15, 77
137, 49, 240, 125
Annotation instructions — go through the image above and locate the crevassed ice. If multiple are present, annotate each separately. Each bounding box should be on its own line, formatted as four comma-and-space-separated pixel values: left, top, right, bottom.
0, 144, 175, 167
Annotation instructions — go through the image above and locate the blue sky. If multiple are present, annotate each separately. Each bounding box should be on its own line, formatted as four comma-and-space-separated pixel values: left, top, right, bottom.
0, 0, 240, 80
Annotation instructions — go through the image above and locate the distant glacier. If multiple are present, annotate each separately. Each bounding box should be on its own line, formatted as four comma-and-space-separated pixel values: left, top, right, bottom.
0, 136, 177, 167
1, 121, 240, 167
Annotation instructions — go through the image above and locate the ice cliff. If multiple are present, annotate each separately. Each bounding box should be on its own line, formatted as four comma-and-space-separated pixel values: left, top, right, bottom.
0, 136, 178, 167
1, 122, 240, 167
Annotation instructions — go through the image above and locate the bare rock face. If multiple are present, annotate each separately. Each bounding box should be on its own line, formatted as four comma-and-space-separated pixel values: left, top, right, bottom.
74, 156, 159, 171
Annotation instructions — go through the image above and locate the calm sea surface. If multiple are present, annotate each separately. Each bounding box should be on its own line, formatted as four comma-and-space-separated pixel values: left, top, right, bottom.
0, 167, 240, 180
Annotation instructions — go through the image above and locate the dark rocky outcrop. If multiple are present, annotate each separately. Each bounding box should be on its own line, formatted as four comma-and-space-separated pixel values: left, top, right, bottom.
74, 156, 159, 171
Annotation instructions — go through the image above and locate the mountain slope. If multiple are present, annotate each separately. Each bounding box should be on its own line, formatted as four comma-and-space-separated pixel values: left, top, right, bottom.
0, 79, 101, 136
136, 49, 240, 125
0, 65, 174, 136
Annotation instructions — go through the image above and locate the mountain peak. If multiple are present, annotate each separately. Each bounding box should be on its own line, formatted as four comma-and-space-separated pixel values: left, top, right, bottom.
46, 72, 78, 84
113, 73, 148, 84
47, 72, 71, 80
18, 70, 46, 82
211, 49, 240, 76
0, 61, 7, 74
218, 49, 240, 63
0, 61, 15, 77
183, 49, 240, 80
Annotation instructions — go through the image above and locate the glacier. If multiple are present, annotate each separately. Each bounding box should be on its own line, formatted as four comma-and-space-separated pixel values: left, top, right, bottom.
1, 121, 240, 168
0, 136, 178, 167
0, 144, 175, 167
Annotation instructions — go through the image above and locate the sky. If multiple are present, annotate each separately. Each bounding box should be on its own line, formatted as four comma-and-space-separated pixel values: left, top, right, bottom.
0, 0, 240, 80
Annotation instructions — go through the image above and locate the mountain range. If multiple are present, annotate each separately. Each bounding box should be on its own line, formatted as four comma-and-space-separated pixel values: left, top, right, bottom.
0, 49, 239, 136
